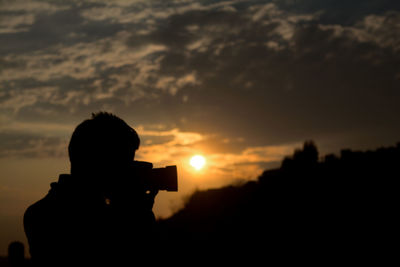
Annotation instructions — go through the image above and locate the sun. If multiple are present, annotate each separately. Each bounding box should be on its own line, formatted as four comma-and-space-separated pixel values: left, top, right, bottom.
190, 155, 206, 171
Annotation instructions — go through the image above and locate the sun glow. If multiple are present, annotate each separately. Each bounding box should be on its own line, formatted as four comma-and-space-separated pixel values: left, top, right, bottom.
190, 155, 206, 171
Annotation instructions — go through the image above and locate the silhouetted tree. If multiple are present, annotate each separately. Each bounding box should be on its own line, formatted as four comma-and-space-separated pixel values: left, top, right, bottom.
157, 141, 399, 264
281, 140, 318, 170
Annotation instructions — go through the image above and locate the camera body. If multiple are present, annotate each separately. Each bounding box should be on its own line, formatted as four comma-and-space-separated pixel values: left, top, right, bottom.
131, 161, 178, 192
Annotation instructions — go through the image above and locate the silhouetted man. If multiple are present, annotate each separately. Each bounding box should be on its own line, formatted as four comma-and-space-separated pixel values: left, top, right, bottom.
24, 112, 158, 266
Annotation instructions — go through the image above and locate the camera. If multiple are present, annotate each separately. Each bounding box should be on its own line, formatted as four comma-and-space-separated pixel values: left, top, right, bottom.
131, 161, 178, 192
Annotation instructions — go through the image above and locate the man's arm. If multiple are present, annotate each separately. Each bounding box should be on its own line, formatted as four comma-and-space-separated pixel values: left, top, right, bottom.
24, 200, 61, 265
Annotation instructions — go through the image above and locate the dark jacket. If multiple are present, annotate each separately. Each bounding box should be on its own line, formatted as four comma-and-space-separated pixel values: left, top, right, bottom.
24, 174, 156, 266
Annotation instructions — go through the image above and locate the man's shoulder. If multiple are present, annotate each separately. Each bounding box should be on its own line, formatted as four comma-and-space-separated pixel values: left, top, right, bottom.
24, 194, 53, 225
24, 180, 64, 224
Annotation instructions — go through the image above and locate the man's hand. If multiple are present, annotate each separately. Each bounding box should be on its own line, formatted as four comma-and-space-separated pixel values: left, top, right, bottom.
144, 189, 159, 210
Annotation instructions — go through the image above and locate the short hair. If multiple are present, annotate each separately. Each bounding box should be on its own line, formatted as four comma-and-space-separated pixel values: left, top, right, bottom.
68, 112, 140, 170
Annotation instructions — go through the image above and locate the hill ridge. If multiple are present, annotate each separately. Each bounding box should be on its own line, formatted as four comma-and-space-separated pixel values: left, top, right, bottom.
157, 141, 399, 262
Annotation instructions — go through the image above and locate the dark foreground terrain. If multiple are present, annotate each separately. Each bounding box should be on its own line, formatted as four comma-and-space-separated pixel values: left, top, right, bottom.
157, 141, 398, 264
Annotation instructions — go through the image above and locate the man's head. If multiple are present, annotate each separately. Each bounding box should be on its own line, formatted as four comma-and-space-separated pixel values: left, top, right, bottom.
68, 112, 140, 177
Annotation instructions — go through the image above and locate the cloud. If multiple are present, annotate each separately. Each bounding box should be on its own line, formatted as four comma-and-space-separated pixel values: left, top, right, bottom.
132, 125, 299, 180
145, 2, 400, 146
0, 1, 257, 120
0, 32, 167, 117
0, 0, 68, 13
1, 30, 166, 81
0, 131, 68, 158
0, 118, 73, 159
0, 0, 400, 162
155, 72, 199, 95
274, 0, 400, 25
80, 6, 126, 22
353, 12, 400, 51
135, 127, 205, 164
0, 14, 35, 34
207, 142, 301, 179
